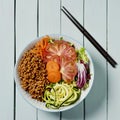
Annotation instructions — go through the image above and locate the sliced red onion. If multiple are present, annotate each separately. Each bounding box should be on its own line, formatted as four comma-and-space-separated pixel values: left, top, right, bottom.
76, 63, 87, 89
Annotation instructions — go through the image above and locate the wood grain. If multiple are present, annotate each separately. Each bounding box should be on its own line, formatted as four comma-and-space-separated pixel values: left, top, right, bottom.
0, 0, 14, 119
61, 0, 84, 120
84, 0, 107, 120
108, 0, 120, 119
16, 0, 37, 120
38, 0, 60, 119
0, 0, 120, 120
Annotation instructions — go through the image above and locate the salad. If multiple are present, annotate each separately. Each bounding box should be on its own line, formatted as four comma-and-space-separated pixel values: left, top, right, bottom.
17, 35, 91, 109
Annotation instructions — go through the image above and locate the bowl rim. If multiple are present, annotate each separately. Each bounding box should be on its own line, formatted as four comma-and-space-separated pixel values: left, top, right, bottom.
14, 34, 94, 112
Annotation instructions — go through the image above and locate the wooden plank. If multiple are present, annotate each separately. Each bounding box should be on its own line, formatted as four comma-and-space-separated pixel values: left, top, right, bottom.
0, 0, 14, 120
84, 0, 107, 120
16, 0, 37, 120
37, 0, 60, 120
108, 0, 120, 119
61, 1, 84, 120
39, 0, 60, 35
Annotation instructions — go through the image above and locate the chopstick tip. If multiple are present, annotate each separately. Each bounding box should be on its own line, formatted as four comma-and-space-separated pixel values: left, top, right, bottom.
61, 6, 65, 11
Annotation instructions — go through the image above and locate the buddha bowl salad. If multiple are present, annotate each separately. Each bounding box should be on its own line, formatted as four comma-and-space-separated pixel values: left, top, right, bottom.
18, 35, 92, 109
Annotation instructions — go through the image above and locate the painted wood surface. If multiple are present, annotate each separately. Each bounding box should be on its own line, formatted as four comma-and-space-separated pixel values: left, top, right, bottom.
0, 0, 120, 120
61, 0, 84, 120
38, 0, 60, 119
16, 0, 37, 120
108, 0, 120, 120
84, 0, 107, 120
0, 0, 14, 120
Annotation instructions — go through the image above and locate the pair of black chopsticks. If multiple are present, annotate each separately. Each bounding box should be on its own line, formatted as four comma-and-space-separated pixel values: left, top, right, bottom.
61, 6, 117, 68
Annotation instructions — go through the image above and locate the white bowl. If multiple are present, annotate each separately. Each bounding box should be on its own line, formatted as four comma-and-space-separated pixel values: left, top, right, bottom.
14, 34, 94, 112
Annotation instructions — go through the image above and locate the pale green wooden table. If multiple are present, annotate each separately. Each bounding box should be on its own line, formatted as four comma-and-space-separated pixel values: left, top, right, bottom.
0, 0, 120, 120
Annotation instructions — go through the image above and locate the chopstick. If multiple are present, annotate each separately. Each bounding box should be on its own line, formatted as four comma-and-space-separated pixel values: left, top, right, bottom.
61, 6, 117, 68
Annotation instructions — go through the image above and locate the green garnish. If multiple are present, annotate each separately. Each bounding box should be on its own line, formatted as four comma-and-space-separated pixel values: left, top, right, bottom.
76, 47, 89, 63
60, 37, 63, 40
49, 39, 54, 43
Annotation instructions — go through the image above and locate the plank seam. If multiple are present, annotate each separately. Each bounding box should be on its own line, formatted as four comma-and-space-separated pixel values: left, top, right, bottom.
83, 0, 86, 120
14, 0, 16, 120
60, 0, 62, 120
37, 0, 39, 37
36, 0, 39, 119
83, 0, 85, 47
60, 0, 62, 35
106, 0, 109, 120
